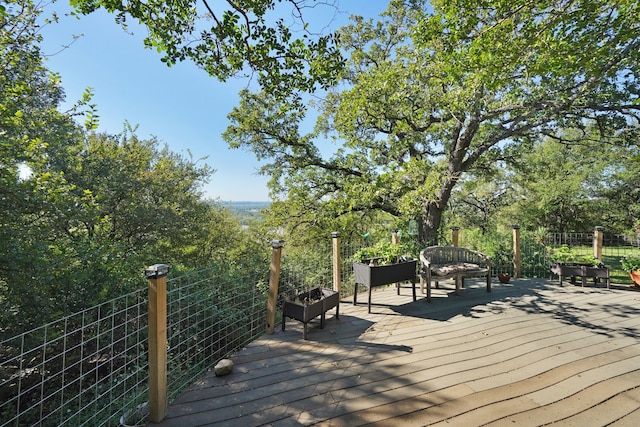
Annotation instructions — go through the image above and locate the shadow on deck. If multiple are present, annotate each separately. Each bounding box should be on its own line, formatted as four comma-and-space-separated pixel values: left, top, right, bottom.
154, 278, 640, 427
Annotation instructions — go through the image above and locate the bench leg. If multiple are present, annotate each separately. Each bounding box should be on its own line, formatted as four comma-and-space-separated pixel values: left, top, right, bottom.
353, 283, 358, 305
455, 275, 461, 295
487, 274, 491, 292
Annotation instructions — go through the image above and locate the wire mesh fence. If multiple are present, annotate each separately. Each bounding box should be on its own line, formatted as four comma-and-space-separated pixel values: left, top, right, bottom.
544, 232, 640, 283
2, 230, 638, 426
455, 228, 640, 281
165, 267, 266, 403
275, 235, 371, 304
0, 265, 268, 427
0, 289, 149, 427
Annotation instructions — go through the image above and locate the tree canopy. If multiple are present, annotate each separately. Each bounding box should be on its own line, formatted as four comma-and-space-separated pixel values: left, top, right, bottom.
224, 0, 640, 244
69, 0, 344, 96
1, 0, 265, 333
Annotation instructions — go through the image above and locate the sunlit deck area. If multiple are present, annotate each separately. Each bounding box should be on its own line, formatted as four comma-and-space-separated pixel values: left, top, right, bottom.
155, 278, 640, 426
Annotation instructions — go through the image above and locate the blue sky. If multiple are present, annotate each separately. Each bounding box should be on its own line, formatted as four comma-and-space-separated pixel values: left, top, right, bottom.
40, 1, 390, 201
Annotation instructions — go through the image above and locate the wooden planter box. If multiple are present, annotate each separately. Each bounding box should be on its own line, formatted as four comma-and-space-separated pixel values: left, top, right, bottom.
550, 263, 610, 288
353, 258, 417, 313
282, 287, 340, 339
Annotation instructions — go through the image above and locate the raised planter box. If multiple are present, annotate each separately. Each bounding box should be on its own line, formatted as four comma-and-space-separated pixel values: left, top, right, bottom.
550, 263, 610, 288
282, 287, 339, 340
353, 258, 417, 313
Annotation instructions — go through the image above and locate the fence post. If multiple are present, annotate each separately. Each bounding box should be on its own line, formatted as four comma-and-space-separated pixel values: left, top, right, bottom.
145, 264, 169, 423
512, 225, 521, 278
332, 232, 341, 293
593, 226, 604, 261
391, 229, 401, 291
266, 240, 284, 334
451, 226, 460, 247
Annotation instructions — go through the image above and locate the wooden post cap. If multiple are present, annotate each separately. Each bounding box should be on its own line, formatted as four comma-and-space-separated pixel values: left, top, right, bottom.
270, 239, 285, 248
145, 264, 169, 278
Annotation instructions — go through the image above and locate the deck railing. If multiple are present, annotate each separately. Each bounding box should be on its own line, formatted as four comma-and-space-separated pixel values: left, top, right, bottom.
0, 288, 150, 426
0, 265, 269, 426
2, 228, 638, 426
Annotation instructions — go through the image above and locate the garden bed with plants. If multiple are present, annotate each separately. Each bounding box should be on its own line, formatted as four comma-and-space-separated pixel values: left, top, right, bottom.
352, 241, 417, 313
549, 245, 610, 288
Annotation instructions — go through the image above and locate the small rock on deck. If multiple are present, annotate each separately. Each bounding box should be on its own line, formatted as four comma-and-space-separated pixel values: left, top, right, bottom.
154, 278, 640, 426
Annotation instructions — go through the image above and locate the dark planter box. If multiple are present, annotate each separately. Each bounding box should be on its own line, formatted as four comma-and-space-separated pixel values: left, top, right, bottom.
352, 258, 417, 313
282, 287, 339, 339
550, 263, 610, 288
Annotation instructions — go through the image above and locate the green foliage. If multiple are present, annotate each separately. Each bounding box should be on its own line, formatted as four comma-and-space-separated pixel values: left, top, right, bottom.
596, 143, 640, 234
549, 245, 601, 266
458, 228, 512, 270
448, 168, 515, 234
353, 240, 410, 265
0, 1, 264, 338
69, 0, 344, 98
507, 131, 615, 232
223, 0, 640, 246
620, 255, 640, 273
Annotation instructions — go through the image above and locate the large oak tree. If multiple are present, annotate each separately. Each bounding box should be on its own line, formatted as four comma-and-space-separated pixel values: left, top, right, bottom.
224, 0, 640, 245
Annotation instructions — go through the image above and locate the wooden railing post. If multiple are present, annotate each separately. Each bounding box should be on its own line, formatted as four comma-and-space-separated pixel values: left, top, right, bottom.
266, 240, 284, 334
332, 232, 341, 294
145, 263, 169, 423
512, 225, 521, 279
451, 226, 460, 247
593, 226, 604, 261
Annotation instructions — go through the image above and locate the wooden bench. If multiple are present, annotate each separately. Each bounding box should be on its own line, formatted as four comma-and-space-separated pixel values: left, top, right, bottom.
420, 246, 491, 302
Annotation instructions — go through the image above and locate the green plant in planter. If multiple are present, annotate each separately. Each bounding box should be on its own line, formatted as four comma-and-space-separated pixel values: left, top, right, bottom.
549, 245, 601, 266
621, 255, 640, 273
353, 240, 409, 265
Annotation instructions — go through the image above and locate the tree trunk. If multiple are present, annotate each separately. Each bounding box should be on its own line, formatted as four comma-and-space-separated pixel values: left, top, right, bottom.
417, 173, 459, 247
417, 200, 443, 247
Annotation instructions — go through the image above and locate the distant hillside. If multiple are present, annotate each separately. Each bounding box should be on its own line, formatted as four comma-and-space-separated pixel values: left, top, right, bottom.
217, 201, 271, 226
219, 201, 271, 212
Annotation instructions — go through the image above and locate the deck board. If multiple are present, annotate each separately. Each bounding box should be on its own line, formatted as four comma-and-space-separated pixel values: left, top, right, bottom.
154, 279, 640, 426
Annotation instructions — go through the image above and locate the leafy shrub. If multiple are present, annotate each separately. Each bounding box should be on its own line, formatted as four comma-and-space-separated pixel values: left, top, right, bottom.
621, 256, 640, 273
353, 240, 410, 265
549, 245, 601, 266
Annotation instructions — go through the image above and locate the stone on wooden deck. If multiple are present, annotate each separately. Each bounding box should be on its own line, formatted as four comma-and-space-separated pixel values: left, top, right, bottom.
214, 359, 234, 376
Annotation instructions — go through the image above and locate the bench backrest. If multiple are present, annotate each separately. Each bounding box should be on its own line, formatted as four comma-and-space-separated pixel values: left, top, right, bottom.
420, 246, 490, 267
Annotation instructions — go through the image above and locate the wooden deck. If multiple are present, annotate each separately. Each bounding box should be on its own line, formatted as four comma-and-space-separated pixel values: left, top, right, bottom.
154, 278, 640, 426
